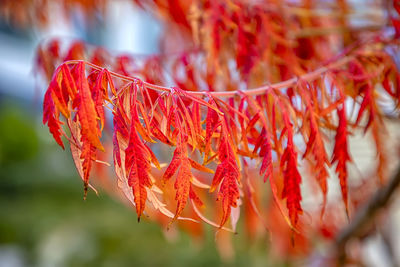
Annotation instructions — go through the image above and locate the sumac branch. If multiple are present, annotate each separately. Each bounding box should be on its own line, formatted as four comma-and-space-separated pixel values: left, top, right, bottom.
33, 0, 400, 258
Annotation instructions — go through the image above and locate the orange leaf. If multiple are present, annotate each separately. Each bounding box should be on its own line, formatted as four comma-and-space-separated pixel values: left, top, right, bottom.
173, 158, 192, 221
162, 146, 182, 183
125, 116, 153, 220
60, 64, 77, 100
188, 158, 214, 173
76, 62, 104, 151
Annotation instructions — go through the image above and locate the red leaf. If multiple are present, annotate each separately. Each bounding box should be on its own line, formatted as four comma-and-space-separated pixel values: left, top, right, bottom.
43, 89, 64, 149
125, 119, 153, 220
300, 85, 330, 212
356, 84, 375, 131
280, 107, 303, 228
205, 105, 220, 157
112, 123, 122, 167
395, 0, 400, 15
80, 134, 96, 199
211, 135, 240, 227
76, 62, 104, 151
173, 158, 192, 221
189, 185, 204, 207
162, 125, 195, 221
332, 106, 351, 215
60, 64, 77, 100
150, 118, 171, 145
63, 41, 84, 61
254, 128, 273, 182
162, 146, 182, 183
281, 137, 303, 228
50, 78, 69, 119
92, 69, 108, 131
392, 18, 400, 38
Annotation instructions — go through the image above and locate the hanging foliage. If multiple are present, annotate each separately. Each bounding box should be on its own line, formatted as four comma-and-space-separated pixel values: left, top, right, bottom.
32, 0, 400, 251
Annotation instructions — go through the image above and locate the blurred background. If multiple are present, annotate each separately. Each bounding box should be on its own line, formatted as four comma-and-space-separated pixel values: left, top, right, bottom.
0, 2, 276, 267
2, 1, 400, 267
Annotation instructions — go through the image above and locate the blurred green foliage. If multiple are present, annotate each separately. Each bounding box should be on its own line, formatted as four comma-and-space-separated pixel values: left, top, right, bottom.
0, 99, 279, 267
0, 102, 38, 166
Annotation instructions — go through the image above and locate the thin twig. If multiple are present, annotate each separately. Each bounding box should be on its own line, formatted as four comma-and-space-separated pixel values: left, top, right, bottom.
63, 55, 354, 98
335, 165, 400, 262
60, 34, 396, 99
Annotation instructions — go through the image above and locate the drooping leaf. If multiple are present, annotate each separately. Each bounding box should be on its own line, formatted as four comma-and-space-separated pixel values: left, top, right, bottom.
68, 118, 97, 199
188, 158, 214, 174
332, 106, 352, 215
279, 102, 303, 228
125, 120, 153, 221
204, 105, 220, 158
211, 133, 241, 227
43, 88, 64, 149
75, 62, 104, 151
173, 157, 192, 221
162, 145, 182, 183
281, 137, 303, 228
299, 84, 330, 214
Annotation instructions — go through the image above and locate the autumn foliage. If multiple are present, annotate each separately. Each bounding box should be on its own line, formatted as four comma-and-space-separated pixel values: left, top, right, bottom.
15, 0, 400, 260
